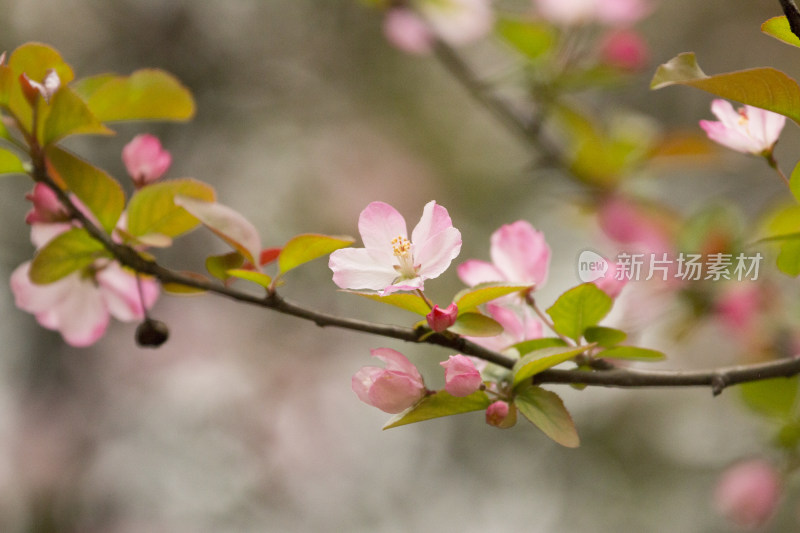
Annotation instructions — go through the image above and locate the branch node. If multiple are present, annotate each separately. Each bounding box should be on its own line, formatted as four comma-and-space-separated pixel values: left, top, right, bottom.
711, 373, 729, 396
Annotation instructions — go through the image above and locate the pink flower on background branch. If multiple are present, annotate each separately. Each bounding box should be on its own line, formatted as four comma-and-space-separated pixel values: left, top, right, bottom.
122, 134, 172, 188
352, 348, 427, 414
329, 200, 462, 296
699, 99, 786, 156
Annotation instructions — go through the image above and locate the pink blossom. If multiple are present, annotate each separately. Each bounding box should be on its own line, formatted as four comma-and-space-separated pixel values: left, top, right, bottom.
533, 0, 650, 26
597, 196, 673, 255
592, 260, 628, 298
352, 348, 427, 413
486, 400, 516, 428
10, 261, 159, 347
384, 9, 434, 55
599, 29, 649, 71
25, 183, 70, 225
458, 220, 550, 290
714, 459, 782, 529
329, 201, 462, 296
440, 354, 482, 396
699, 99, 786, 156
715, 283, 761, 333
427, 303, 458, 332
122, 134, 172, 187
383, 0, 492, 54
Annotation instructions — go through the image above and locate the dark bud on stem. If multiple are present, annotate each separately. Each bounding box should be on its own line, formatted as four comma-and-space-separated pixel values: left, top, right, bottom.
135, 318, 170, 348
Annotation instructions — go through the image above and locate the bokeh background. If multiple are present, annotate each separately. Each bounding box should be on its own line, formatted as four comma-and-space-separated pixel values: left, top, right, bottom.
0, 0, 798, 531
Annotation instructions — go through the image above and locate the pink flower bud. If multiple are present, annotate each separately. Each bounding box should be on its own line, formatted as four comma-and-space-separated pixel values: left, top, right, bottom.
24, 183, 70, 225
427, 303, 458, 332
352, 348, 426, 414
122, 134, 172, 187
486, 400, 516, 428
440, 354, 482, 397
600, 30, 649, 71
20, 69, 60, 105
714, 459, 782, 529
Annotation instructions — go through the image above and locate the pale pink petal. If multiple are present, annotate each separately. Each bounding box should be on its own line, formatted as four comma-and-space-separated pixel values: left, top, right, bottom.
381, 280, 425, 296
534, 0, 596, 25
420, 0, 493, 47
714, 459, 781, 529
457, 259, 505, 286
440, 354, 482, 397
490, 221, 550, 287
596, 0, 651, 24
352, 366, 385, 405
30, 222, 72, 248
384, 8, 433, 55
487, 303, 526, 342
709, 99, 741, 128
371, 347, 423, 384
329, 247, 398, 291
358, 201, 408, 254
413, 226, 462, 281
367, 372, 426, 413
744, 105, 785, 149
410, 201, 454, 246
699, 120, 762, 154
593, 261, 628, 298
96, 263, 158, 322
51, 285, 109, 347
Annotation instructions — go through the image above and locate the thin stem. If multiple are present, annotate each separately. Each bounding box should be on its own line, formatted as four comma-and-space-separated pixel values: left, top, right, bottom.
766, 151, 792, 191
525, 293, 575, 346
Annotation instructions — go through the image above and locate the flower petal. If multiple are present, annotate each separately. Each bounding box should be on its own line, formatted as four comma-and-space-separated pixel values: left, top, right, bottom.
413, 226, 462, 280
96, 262, 158, 322
329, 247, 398, 291
490, 221, 550, 287
371, 347, 423, 384
411, 201, 454, 246
358, 201, 407, 253
457, 259, 504, 286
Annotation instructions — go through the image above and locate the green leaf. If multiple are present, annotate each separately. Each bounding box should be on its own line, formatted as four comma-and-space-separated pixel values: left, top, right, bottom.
161, 270, 210, 294
777, 240, 800, 276
515, 385, 580, 448
512, 345, 589, 387
597, 345, 665, 361
278, 233, 354, 275
762, 16, 800, 49
583, 326, 627, 348
453, 282, 532, 314
174, 196, 262, 265
448, 312, 503, 337
226, 269, 273, 290
651, 52, 800, 124
0, 147, 26, 176
84, 69, 195, 122
29, 228, 109, 284
512, 337, 569, 356
205, 252, 245, 281
45, 146, 125, 232
126, 179, 216, 238
546, 283, 613, 341
740, 376, 799, 421
40, 86, 113, 145
343, 291, 431, 315
496, 16, 555, 60
383, 390, 491, 429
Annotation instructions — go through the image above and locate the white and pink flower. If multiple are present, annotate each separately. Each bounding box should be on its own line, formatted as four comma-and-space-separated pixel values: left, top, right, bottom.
352, 348, 427, 413
699, 99, 786, 156
11, 261, 159, 347
329, 200, 462, 296
533, 0, 651, 26
714, 459, 782, 529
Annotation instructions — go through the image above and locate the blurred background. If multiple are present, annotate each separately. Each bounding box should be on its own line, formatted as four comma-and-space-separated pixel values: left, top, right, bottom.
0, 0, 798, 531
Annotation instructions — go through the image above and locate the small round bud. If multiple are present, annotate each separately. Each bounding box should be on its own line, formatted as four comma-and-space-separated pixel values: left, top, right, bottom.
135, 318, 169, 348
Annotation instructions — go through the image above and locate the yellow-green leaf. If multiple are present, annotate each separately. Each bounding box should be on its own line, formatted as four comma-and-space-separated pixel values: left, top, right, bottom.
515, 385, 580, 448
226, 269, 273, 290
206, 252, 245, 281
40, 86, 113, 145
762, 16, 800, 49
447, 312, 503, 337
651, 52, 800, 124
453, 282, 531, 314
740, 376, 800, 421
583, 326, 627, 348
29, 228, 109, 284
126, 179, 215, 238
343, 290, 431, 315
497, 16, 555, 60
512, 337, 569, 356
162, 271, 210, 294
512, 345, 589, 388
597, 345, 665, 361
45, 146, 125, 232
546, 283, 613, 341
278, 233, 354, 275
383, 390, 491, 429
0, 147, 26, 176
84, 69, 195, 122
